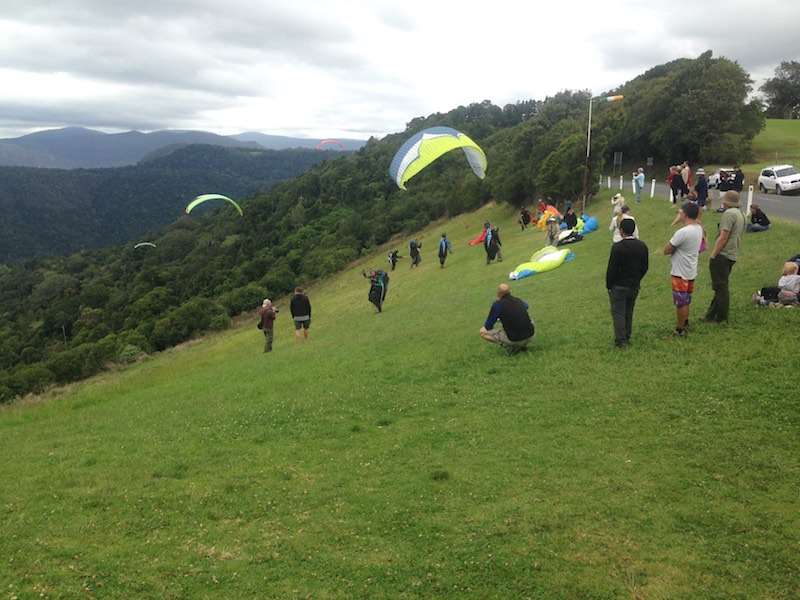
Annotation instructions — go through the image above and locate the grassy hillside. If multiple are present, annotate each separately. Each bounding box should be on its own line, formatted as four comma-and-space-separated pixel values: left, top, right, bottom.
1, 193, 798, 598
708, 118, 800, 185
752, 118, 800, 167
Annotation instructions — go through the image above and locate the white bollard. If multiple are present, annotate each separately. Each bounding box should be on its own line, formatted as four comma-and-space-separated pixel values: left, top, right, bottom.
607, 176, 611, 188
619, 175, 624, 190
745, 185, 754, 214
650, 178, 656, 199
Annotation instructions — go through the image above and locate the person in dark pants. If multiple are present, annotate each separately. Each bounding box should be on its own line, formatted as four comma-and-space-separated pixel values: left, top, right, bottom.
437, 233, 452, 267
746, 203, 771, 232
363, 269, 388, 313
605, 219, 649, 348
409, 239, 422, 268
484, 226, 502, 264
387, 249, 402, 270
703, 191, 745, 323
479, 283, 535, 355
259, 298, 278, 352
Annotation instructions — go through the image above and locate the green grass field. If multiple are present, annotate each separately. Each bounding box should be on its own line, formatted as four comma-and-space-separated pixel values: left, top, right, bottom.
753, 118, 800, 168
2, 191, 798, 598
704, 118, 800, 185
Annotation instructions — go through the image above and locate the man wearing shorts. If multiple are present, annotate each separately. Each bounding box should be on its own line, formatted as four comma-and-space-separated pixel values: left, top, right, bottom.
479, 283, 535, 355
290, 287, 311, 343
663, 202, 703, 338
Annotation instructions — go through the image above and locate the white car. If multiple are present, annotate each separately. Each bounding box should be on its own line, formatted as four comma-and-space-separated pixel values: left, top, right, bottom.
706, 168, 736, 189
758, 165, 800, 195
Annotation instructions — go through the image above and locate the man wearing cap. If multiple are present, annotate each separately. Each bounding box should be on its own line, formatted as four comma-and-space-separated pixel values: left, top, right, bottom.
606, 218, 649, 348
703, 190, 745, 323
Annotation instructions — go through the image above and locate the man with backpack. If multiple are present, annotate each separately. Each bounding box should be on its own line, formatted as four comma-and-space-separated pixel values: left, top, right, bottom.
363, 269, 389, 313
437, 233, 452, 267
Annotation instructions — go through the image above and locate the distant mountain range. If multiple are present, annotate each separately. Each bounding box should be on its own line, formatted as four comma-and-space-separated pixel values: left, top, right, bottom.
0, 127, 368, 169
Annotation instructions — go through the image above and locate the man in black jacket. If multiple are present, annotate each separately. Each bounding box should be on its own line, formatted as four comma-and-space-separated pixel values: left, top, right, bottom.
606, 218, 649, 348
290, 287, 312, 343
479, 284, 535, 355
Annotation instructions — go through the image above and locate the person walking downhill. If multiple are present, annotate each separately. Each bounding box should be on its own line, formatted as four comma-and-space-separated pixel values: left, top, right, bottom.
437, 233, 453, 267
387, 249, 402, 271
409, 239, 422, 268
363, 269, 389, 313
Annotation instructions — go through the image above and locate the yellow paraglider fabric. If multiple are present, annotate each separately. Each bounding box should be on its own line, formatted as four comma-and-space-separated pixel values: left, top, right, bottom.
389, 127, 487, 190
185, 194, 243, 216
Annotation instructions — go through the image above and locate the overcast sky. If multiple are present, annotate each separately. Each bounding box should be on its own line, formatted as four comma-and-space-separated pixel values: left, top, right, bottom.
0, 0, 797, 140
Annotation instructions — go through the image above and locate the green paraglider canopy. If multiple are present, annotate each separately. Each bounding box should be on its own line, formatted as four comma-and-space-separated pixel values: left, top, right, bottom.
185, 194, 243, 216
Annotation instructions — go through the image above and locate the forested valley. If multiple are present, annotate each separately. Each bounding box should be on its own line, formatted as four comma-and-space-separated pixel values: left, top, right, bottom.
0, 51, 766, 401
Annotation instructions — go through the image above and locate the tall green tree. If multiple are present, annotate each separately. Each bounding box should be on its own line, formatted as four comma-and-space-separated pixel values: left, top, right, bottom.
617, 51, 764, 164
760, 61, 800, 119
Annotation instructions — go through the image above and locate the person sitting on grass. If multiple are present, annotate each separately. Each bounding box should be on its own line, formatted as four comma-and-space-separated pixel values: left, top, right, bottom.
746, 203, 771, 232
752, 261, 800, 307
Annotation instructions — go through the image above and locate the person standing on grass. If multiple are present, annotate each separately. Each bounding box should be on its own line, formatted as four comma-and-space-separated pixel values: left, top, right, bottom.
387, 249, 402, 271
606, 218, 649, 348
479, 283, 535, 356
259, 299, 277, 353
663, 202, 703, 338
634, 167, 645, 203
484, 226, 503, 264
694, 168, 709, 213
409, 239, 422, 268
363, 269, 388, 313
437, 233, 452, 267
290, 287, 311, 343
703, 191, 745, 323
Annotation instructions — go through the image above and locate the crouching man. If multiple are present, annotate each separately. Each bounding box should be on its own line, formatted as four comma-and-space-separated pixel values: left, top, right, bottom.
479, 283, 535, 356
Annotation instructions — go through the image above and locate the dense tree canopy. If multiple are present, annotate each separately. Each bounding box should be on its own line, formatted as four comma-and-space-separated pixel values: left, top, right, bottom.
760, 61, 800, 119
613, 51, 764, 165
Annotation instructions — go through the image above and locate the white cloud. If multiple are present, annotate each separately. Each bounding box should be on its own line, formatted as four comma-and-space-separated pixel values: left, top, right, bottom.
0, 0, 797, 139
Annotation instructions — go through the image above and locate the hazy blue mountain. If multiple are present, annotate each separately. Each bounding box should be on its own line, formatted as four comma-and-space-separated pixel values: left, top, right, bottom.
231, 131, 368, 151
0, 127, 367, 169
0, 144, 336, 262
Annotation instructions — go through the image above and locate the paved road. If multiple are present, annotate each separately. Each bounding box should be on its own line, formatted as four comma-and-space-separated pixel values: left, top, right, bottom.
607, 178, 800, 221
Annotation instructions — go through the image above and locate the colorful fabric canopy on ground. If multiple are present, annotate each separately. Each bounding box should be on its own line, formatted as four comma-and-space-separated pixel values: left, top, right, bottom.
508, 246, 575, 280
